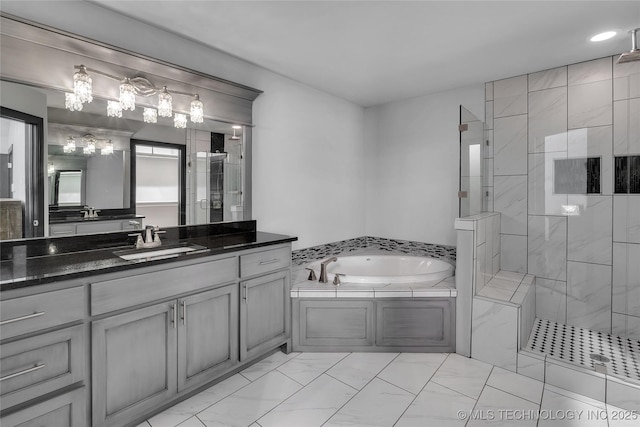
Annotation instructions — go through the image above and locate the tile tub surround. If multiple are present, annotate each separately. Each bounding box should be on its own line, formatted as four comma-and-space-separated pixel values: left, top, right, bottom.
136, 351, 639, 427
486, 56, 640, 338
291, 236, 456, 266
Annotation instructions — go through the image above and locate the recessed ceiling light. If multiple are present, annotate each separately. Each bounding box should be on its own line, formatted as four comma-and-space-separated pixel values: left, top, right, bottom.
590, 31, 617, 42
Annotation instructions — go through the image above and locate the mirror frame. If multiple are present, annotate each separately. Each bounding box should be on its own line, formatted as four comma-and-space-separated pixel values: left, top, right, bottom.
0, 13, 262, 239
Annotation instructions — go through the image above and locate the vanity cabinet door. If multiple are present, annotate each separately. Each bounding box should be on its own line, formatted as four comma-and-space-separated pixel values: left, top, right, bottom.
92, 302, 177, 427
0, 387, 85, 427
240, 270, 290, 361
177, 284, 238, 392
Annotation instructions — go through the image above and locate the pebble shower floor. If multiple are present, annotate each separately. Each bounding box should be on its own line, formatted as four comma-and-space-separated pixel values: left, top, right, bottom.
526, 318, 640, 382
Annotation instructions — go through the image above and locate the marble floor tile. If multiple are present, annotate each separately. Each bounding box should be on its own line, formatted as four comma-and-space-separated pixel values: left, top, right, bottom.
538, 388, 608, 427
323, 378, 414, 427
276, 352, 348, 386
197, 371, 301, 427
257, 374, 357, 427
177, 418, 205, 427
326, 352, 398, 390
135, 423, 152, 427
486, 366, 544, 404
240, 351, 300, 381
148, 374, 250, 427
376, 352, 448, 394
394, 381, 475, 427
430, 353, 493, 399
607, 404, 640, 427
466, 385, 539, 427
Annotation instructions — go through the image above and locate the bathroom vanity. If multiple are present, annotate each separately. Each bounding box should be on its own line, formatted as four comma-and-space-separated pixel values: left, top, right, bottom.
0, 222, 296, 427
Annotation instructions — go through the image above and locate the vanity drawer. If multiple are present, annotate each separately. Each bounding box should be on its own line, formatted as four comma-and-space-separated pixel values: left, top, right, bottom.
0, 287, 85, 340
49, 224, 75, 236
0, 386, 86, 427
0, 325, 85, 411
240, 246, 291, 278
91, 256, 237, 315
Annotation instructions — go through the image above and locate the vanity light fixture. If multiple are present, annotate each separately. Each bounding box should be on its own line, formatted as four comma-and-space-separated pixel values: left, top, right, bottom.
190, 94, 204, 123
107, 100, 123, 118
143, 107, 158, 123
84, 134, 96, 155
63, 136, 76, 153
174, 113, 187, 129
158, 86, 173, 117
73, 65, 93, 103
67, 65, 207, 125
48, 162, 55, 174
65, 93, 83, 111
101, 140, 114, 155
119, 78, 136, 111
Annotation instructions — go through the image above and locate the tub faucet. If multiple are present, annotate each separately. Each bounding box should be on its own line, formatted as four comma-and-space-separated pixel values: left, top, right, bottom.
318, 257, 337, 283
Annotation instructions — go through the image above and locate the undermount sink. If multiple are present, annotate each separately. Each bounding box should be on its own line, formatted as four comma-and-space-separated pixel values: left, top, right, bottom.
114, 243, 210, 261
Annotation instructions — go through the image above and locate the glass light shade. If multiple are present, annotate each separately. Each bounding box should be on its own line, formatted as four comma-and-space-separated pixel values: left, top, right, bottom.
86, 138, 96, 154
143, 107, 158, 123
48, 162, 55, 174
107, 100, 123, 118
190, 94, 204, 123
174, 113, 187, 129
83, 146, 93, 155
119, 78, 136, 111
158, 86, 173, 117
101, 141, 114, 155
65, 93, 83, 111
73, 65, 93, 103
63, 136, 76, 153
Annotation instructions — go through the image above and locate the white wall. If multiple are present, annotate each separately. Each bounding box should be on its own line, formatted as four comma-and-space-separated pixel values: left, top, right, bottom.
364, 85, 484, 246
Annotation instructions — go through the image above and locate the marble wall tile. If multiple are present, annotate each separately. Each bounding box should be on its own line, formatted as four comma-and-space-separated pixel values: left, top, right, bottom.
484, 129, 494, 158
613, 196, 640, 243
567, 261, 612, 333
486, 81, 494, 101
494, 175, 527, 235
528, 215, 567, 281
612, 313, 640, 341
484, 158, 493, 187
568, 57, 613, 86
485, 101, 493, 130
606, 377, 640, 413
494, 75, 528, 118
613, 56, 640, 100
519, 284, 536, 350
612, 242, 640, 317
529, 66, 567, 92
472, 297, 519, 371
568, 80, 613, 129
535, 278, 567, 324
528, 87, 568, 153
567, 195, 613, 265
494, 115, 528, 175
567, 126, 613, 195
517, 352, 545, 381
500, 234, 528, 274
613, 98, 640, 155
492, 214, 501, 258
483, 186, 493, 213
528, 152, 568, 216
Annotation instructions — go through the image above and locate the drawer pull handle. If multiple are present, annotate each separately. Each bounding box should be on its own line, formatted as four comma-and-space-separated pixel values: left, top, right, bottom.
0, 364, 46, 382
0, 311, 45, 326
258, 259, 280, 265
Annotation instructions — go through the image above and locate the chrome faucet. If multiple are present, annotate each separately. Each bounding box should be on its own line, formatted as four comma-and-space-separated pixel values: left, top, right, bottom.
82, 206, 100, 218
318, 256, 337, 283
129, 225, 165, 249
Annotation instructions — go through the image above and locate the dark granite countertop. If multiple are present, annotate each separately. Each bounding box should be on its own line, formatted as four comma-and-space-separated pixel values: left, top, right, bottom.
0, 221, 297, 291
49, 214, 145, 224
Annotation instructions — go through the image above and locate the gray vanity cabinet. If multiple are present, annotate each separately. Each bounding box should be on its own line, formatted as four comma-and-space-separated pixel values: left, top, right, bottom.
177, 284, 238, 392
240, 269, 291, 361
0, 387, 86, 427
92, 301, 178, 427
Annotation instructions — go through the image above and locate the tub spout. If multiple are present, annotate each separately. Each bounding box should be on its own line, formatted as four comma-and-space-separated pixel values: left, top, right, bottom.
319, 257, 338, 283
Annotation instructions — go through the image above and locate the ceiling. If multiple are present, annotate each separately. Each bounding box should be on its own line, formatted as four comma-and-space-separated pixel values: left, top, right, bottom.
33, 2, 640, 106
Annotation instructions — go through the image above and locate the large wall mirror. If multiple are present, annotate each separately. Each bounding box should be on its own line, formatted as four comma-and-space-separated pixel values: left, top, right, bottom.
0, 14, 261, 240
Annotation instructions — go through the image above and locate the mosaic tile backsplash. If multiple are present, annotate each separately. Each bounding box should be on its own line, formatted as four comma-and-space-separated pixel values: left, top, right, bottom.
291, 236, 456, 266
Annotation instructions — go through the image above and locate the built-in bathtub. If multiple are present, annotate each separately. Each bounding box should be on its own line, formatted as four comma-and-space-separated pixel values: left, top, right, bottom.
291, 253, 456, 353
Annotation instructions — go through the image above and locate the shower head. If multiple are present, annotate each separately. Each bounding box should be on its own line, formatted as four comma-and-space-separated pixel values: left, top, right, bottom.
617, 28, 640, 64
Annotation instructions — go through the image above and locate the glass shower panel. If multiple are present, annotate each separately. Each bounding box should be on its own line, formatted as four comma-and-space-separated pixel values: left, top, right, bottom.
459, 106, 485, 217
